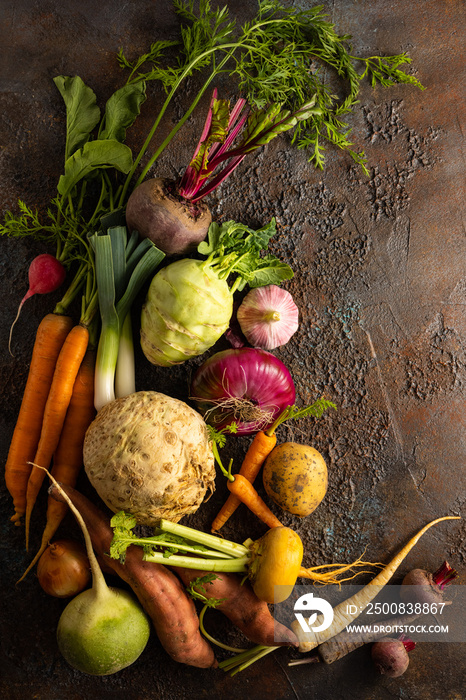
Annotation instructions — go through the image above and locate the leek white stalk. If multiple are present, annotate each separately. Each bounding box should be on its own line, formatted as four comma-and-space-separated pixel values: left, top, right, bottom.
115, 313, 136, 399
94, 321, 120, 411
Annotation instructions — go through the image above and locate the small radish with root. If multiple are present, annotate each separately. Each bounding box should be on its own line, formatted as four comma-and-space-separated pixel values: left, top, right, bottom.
400, 560, 458, 606
9, 253, 66, 354
371, 634, 416, 678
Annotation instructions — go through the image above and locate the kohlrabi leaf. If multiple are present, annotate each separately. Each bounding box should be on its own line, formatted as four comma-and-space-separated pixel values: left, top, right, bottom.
197, 221, 222, 256
57, 139, 133, 197
53, 75, 101, 161
198, 217, 293, 290
199, 218, 277, 257
100, 81, 147, 143
240, 256, 295, 289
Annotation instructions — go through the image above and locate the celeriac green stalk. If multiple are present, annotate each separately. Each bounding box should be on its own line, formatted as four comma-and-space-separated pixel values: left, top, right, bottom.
110, 513, 252, 574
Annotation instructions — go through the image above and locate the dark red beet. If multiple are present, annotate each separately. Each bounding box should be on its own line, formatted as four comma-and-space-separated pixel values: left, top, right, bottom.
400, 561, 458, 606
125, 177, 212, 256
371, 635, 415, 678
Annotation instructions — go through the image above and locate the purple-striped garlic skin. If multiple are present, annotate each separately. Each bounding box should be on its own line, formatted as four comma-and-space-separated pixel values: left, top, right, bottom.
237, 285, 299, 349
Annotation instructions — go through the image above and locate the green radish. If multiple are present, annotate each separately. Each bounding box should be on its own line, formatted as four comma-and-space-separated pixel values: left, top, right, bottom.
140, 218, 293, 367
44, 469, 151, 676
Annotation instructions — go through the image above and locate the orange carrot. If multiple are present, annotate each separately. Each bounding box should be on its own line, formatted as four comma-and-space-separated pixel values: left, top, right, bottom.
24, 323, 90, 549
5, 313, 74, 526
17, 347, 96, 582
227, 473, 283, 529
211, 430, 277, 532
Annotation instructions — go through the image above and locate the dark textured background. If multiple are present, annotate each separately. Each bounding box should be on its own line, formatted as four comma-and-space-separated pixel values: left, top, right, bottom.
1, 1, 464, 698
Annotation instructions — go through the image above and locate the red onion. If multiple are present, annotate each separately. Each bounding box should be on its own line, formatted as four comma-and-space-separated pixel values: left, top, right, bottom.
190, 347, 295, 435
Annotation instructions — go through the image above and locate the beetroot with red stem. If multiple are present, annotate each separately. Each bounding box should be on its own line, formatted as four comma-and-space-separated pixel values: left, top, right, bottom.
125, 90, 316, 256
125, 177, 212, 256
400, 561, 458, 606
371, 634, 416, 678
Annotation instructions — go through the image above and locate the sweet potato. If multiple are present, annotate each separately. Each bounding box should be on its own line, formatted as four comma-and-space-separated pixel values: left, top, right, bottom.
172, 567, 298, 648
49, 484, 217, 668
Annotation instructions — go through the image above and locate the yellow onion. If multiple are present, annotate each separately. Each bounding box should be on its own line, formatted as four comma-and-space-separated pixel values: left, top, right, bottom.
237, 285, 299, 349
37, 539, 91, 598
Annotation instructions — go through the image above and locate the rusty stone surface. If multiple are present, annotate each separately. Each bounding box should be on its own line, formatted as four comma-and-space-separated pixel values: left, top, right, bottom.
0, 1, 464, 698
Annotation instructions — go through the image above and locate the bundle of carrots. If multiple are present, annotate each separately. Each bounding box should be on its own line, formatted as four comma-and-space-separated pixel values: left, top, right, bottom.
6, 265, 99, 581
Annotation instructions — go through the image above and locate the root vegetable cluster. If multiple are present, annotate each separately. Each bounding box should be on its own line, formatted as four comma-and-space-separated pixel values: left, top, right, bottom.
2, 0, 456, 686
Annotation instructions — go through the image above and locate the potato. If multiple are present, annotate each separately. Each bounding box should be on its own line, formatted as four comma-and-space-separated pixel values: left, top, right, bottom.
83, 391, 216, 525
262, 442, 327, 517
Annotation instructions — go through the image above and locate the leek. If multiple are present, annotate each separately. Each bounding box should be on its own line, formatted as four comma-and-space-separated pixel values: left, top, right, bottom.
89, 225, 165, 411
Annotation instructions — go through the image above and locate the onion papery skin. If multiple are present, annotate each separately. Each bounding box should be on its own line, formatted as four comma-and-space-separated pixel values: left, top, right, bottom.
37, 540, 91, 598
190, 348, 295, 435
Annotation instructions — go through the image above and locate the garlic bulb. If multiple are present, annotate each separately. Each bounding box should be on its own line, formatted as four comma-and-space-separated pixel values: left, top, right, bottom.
236, 285, 299, 349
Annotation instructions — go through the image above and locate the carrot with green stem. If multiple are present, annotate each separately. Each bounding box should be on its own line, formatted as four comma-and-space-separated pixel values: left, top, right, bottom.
17, 341, 97, 581
211, 398, 336, 533
227, 473, 283, 530
211, 430, 277, 533
4, 262, 88, 526
24, 273, 98, 550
